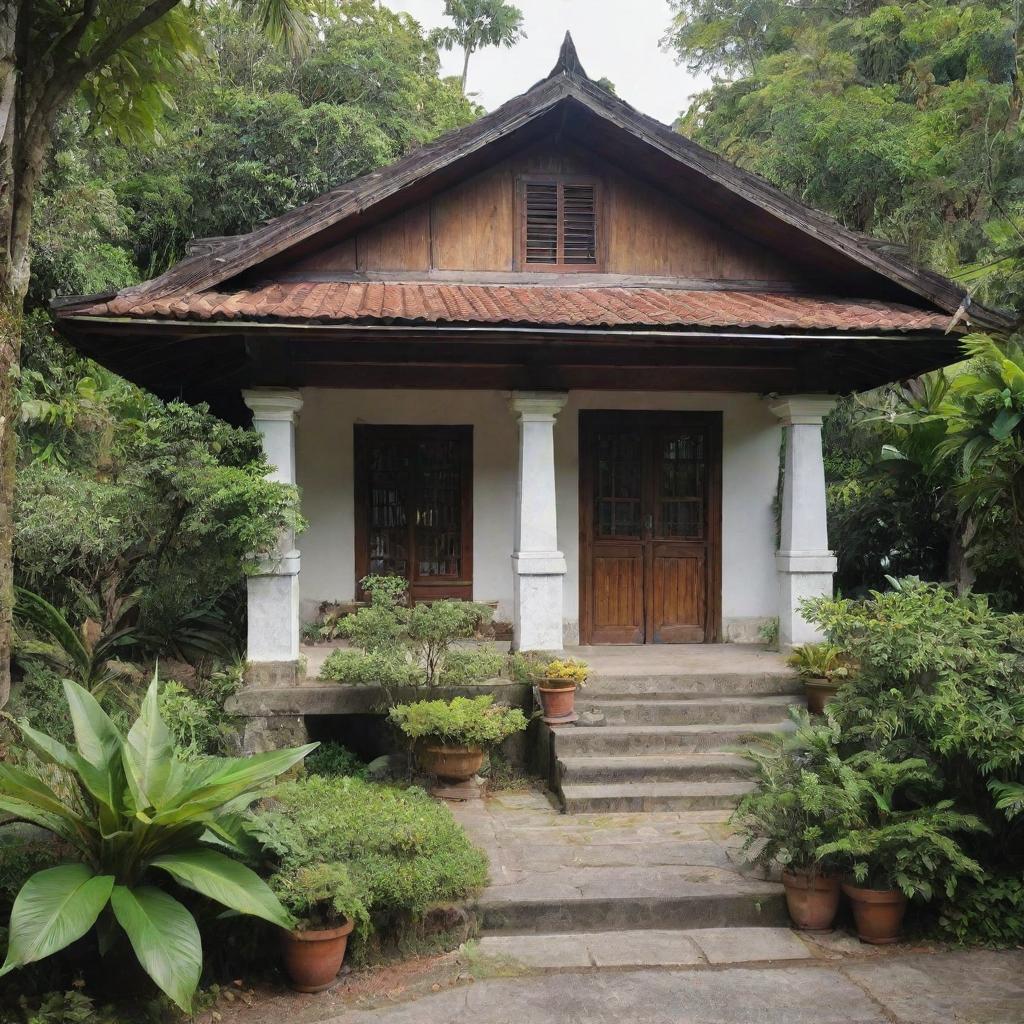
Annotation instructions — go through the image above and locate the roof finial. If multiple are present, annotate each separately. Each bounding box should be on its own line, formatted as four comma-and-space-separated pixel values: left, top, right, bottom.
549, 31, 587, 79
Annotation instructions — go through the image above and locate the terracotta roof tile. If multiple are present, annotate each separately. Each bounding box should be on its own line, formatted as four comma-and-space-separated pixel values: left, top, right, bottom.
66, 280, 957, 333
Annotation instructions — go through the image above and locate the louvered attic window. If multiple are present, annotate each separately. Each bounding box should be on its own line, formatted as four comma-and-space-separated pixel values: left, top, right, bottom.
520, 177, 601, 271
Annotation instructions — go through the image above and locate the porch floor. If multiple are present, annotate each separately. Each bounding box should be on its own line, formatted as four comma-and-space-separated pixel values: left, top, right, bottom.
300, 641, 790, 683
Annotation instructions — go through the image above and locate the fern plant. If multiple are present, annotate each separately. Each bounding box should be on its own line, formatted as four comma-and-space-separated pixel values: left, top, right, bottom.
816, 750, 987, 899
730, 709, 847, 878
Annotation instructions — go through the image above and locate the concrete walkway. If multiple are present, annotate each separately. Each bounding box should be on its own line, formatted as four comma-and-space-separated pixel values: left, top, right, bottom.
319, 949, 1024, 1023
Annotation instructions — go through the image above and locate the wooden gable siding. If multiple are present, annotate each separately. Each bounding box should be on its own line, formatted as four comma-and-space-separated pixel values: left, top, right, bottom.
287, 142, 816, 286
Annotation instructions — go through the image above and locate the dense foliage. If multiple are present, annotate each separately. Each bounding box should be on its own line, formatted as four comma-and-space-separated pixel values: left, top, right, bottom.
668, 0, 1024, 309
0, 676, 313, 1010
805, 577, 1024, 938
734, 708, 986, 898
667, 1, 1024, 603
247, 775, 488, 958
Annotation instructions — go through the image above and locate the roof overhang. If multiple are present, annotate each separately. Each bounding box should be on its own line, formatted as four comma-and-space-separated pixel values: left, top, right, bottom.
57, 309, 964, 425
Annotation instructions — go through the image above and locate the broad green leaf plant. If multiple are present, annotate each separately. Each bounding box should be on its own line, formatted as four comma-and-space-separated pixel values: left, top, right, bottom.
0, 674, 315, 1010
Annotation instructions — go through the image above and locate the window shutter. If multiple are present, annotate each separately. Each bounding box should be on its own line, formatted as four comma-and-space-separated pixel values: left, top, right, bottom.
523, 179, 599, 268
562, 184, 597, 265
524, 182, 559, 264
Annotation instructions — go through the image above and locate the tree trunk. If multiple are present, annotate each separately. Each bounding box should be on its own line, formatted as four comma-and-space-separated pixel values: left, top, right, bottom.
0, 3, 19, 707
460, 45, 472, 94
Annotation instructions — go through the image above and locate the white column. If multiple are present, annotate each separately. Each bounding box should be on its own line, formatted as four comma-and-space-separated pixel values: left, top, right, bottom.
243, 388, 303, 675
768, 396, 837, 647
509, 392, 568, 651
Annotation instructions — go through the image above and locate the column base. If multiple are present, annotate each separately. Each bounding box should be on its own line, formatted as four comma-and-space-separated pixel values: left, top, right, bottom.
247, 566, 301, 665
776, 551, 837, 647
512, 552, 566, 652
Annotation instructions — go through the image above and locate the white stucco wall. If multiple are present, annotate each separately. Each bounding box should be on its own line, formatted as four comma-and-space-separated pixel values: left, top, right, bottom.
296, 388, 781, 640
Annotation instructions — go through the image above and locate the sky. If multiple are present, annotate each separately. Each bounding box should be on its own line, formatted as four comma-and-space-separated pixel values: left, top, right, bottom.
387, 0, 710, 125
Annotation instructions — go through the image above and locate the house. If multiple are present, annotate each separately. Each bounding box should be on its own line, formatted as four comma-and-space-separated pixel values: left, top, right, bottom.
54, 36, 1012, 688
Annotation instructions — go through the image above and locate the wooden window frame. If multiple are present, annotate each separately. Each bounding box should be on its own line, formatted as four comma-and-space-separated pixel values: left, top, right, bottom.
353, 425, 473, 602
515, 174, 605, 273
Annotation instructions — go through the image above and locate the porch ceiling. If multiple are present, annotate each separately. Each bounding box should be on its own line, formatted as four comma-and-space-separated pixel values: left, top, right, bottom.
56, 312, 961, 424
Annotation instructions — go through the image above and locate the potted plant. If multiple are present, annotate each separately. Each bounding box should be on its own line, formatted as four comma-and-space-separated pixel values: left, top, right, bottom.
817, 756, 986, 944
786, 642, 848, 714
271, 863, 369, 992
731, 709, 846, 930
536, 657, 589, 722
389, 695, 528, 783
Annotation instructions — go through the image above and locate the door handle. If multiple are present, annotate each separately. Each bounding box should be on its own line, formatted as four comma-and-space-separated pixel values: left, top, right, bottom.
643, 513, 653, 534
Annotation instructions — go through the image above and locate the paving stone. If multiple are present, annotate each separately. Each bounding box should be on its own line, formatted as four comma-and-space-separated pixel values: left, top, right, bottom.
587, 930, 706, 967
689, 927, 816, 964
842, 950, 1024, 1024
474, 934, 594, 968
330, 965, 892, 1023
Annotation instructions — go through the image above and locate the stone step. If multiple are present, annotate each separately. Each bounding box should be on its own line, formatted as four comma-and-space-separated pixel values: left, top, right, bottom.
558, 752, 752, 784
476, 868, 787, 934
475, 927, 815, 968
577, 695, 800, 726
560, 780, 753, 814
584, 672, 801, 698
553, 720, 794, 756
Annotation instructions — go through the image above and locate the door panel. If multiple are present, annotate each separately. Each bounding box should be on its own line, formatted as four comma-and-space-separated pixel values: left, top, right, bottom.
591, 547, 644, 643
650, 547, 706, 643
580, 411, 721, 644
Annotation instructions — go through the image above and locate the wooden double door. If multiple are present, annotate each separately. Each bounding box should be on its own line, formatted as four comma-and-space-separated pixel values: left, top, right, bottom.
579, 411, 722, 644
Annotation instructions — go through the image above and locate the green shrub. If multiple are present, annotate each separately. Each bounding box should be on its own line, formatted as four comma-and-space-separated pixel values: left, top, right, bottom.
304, 742, 368, 779
406, 601, 492, 685
158, 672, 240, 761
317, 649, 422, 688
0, 829, 61, 910
934, 874, 1024, 947
803, 578, 1024, 827
438, 646, 505, 685
338, 605, 407, 656
6, 664, 74, 747
248, 776, 487, 958
505, 650, 556, 683
389, 696, 528, 748
360, 574, 409, 608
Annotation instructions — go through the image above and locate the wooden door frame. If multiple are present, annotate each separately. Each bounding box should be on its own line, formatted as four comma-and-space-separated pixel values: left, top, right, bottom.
353, 424, 474, 602
578, 410, 722, 645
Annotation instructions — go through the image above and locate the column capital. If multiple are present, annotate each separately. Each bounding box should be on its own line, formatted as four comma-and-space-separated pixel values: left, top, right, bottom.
243, 388, 303, 423
508, 391, 568, 421
766, 395, 837, 426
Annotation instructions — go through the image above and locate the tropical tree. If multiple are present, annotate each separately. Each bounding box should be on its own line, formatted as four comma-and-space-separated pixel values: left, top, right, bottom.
0, 674, 314, 1010
0, 0, 325, 707
666, 0, 1024, 309
431, 0, 525, 93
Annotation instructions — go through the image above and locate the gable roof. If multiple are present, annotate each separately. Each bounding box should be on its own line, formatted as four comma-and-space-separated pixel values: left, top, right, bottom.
74, 33, 1012, 332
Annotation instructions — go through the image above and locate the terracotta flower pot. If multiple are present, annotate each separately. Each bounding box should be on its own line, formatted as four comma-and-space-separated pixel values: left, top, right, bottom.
538, 682, 577, 721
280, 919, 355, 992
842, 883, 907, 944
782, 869, 841, 931
416, 741, 484, 782
805, 676, 841, 715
